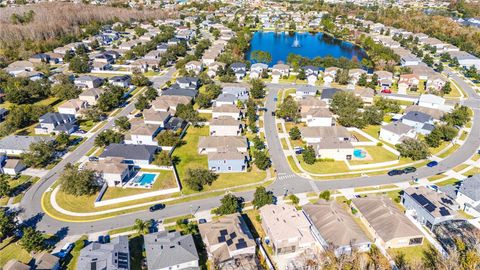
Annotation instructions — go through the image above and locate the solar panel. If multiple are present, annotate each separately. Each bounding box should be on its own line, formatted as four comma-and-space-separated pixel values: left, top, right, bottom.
218, 236, 226, 243
220, 229, 228, 236
235, 242, 247, 249
226, 239, 233, 246
230, 232, 237, 239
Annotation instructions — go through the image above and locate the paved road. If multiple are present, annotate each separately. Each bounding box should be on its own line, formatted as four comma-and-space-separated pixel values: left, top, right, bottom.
20, 71, 480, 236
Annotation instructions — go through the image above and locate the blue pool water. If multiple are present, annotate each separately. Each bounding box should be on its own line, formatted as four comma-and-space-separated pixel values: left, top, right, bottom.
353, 149, 366, 159
136, 173, 157, 186
246, 31, 368, 66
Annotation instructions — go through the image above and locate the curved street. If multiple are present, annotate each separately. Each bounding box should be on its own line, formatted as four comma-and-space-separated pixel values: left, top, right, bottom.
20, 70, 480, 236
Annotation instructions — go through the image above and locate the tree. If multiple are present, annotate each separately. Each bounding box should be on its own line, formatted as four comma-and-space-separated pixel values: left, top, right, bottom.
21, 140, 56, 168
59, 163, 99, 196
51, 77, 81, 100
96, 85, 125, 112
252, 136, 265, 150
0, 176, 10, 198
153, 151, 172, 166
302, 145, 316, 164
69, 55, 89, 73
0, 210, 16, 239
144, 87, 158, 101
423, 54, 434, 67
135, 94, 150, 111
83, 108, 105, 122
276, 96, 299, 120
184, 168, 218, 191
175, 104, 202, 125
20, 227, 45, 253
425, 128, 443, 148
131, 72, 150, 87
289, 126, 301, 140
252, 187, 274, 209
133, 218, 152, 235
250, 79, 266, 99
55, 132, 71, 151
156, 130, 181, 146
94, 129, 124, 147
254, 150, 271, 170
335, 69, 350, 85
250, 50, 272, 64
319, 190, 331, 201
357, 73, 368, 86
289, 194, 299, 205
396, 138, 430, 161
297, 69, 306, 81
330, 91, 364, 115
443, 105, 470, 127
214, 194, 240, 215
114, 116, 130, 132
442, 81, 452, 95
363, 106, 384, 125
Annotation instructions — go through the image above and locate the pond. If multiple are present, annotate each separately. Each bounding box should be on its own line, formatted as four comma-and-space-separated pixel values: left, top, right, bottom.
246, 31, 368, 66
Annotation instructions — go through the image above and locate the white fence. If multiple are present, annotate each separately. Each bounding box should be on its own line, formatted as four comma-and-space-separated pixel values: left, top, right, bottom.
94, 186, 180, 207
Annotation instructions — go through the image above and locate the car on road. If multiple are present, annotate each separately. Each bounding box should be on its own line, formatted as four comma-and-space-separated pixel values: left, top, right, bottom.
149, 204, 165, 212
403, 167, 417, 174
273, 97, 278, 102
271, 111, 276, 116
388, 169, 404, 176
134, 113, 142, 118
258, 107, 268, 112
427, 161, 439, 167
76, 129, 86, 134
381, 89, 392, 94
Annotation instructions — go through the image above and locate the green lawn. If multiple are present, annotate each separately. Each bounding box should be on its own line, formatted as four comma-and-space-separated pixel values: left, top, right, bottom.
102, 170, 177, 200
78, 119, 96, 132
453, 164, 469, 173
107, 226, 135, 235
172, 126, 267, 195
388, 242, 431, 265
459, 131, 468, 141
298, 156, 349, 174
287, 156, 301, 173
349, 146, 398, 165
436, 178, 461, 187
429, 141, 450, 155
351, 131, 370, 142
427, 174, 448, 182
361, 125, 381, 139
0, 176, 35, 206
462, 167, 480, 177
280, 138, 288, 150
0, 237, 32, 267
438, 144, 460, 159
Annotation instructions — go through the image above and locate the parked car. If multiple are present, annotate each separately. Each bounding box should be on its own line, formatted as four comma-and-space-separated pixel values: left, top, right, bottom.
56, 243, 73, 259
273, 97, 278, 102
427, 184, 439, 192
149, 204, 165, 212
89, 156, 99, 162
427, 161, 439, 167
388, 169, 404, 176
271, 111, 276, 116
403, 167, 417, 174
294, 147, 304, 154
98, 235, 104, 243
198, 218, 207, 224
381, 89, 392, 94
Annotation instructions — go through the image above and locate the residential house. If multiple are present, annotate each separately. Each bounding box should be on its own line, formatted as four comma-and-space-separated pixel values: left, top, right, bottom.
125, 121, 161, 146
198, 136, 248, 154
31, 251, 61, 270
353, 87, 375, 104
176, 77, 199, 90
164, 117, 187, 132
79, 88, 105, 106
351, 196, 424, 248
212, 104, 242, 120
162, 86, 198, 100
449, 51, 480, 69
198, 213, 258, 269
374, 70, 394, 90
4, 61, 35, 76
0, 135, 54, 155
298, 97, 327, 114
109, 75, 131, 88
34, 113, 78, 135
144, 231, 199, 270
398, 74, 420, 94
207, 62, 226, 78
1, 159, 26, 175
99, 143, 158, 166
323, 67, 339, 86
57, 99, 87, 116
210, 116, 243, 136
230, 62, 247, 81
312, 139, 355, 161
143, 108, 171, 127
185, 61, 203, 75
151, 95, 192, 113
260, 204, 317, 255
405, 105, 444, 121
426, 75, 447, 92
74, 75, 104, 89
302, 66, 320, 77
249, 63, 268, 79
221, 86, 249, 101
455, 175, 480, 217
303, 200, 371, 255
320, 88, 342, 104
296, 85, 318, 99
401, 111, 435, 135
272, 63, 290, 78
76, 236, 130, 270
301, 108, 334, 127
84, 157, 133, 187
299, 126, 352, 144
402, 186, 459, 230
29, 53, 50, 63
208, 149, 248, 173
3, 260, 29, 270
348, 69, 367, 85
379, 122, 416, 145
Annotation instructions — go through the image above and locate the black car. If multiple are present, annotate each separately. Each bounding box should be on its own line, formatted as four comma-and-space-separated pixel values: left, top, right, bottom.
403, 167, 417, 174
149, 204, 165, 212
388, 169, 404, 176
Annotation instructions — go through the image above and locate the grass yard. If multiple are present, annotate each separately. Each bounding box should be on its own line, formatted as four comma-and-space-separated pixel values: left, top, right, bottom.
361, 125, 381, 139
0, 176, 35, 206
102, 170, 178, 200
388, 242, 431, 265
462, 167, 480, 177
351, 131, 370, 142
78, 119, 96, 132
0, 237, 32, 267
172, 126, 266, 195
453, 164, 470, 173
354, 184, 398, 193
427, 174, 448, 182
429, 141, 450, 155
107, 226, 135, 235
348, 146, 398, 165
438, 144, 460, 159
298, 156, 349, 174
459, 131, 469, 141
436, 178, 461, 187
472, 155, 480, 162
280, 138, 288, 149
287, 156, 301, 173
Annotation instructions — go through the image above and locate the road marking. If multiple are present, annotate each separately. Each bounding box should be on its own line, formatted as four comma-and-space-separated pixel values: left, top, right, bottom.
277, 174, 296, 180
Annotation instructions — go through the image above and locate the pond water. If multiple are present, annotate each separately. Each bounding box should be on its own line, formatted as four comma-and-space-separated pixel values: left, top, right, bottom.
246, 31, 368, 66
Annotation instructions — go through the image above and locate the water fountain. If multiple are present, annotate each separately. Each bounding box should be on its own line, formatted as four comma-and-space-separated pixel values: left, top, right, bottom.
292, 35, 301, 48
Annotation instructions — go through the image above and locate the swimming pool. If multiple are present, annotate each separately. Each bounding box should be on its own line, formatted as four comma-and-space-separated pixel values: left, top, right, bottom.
133, 173, 157, 186
353, 149, 366, 159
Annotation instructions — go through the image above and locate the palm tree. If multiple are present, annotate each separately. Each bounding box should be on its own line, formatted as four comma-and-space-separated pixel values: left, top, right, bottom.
133, 219, 152, 235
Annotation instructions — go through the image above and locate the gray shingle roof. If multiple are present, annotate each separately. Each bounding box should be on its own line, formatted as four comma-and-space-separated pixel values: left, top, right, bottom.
144, 231, 199, 269
402, 111, 432, 123
77, 236, 130, 270
0, 135, 54, 151
99, 143, 157, 161
459, 175, 480, 201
